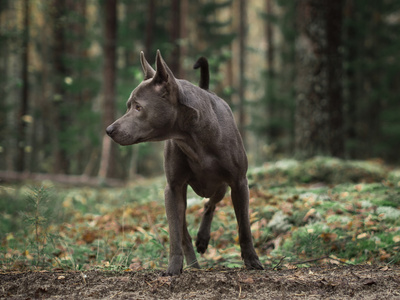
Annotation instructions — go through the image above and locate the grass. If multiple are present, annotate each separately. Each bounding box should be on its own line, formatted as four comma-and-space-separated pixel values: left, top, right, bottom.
1, 157, 400, 271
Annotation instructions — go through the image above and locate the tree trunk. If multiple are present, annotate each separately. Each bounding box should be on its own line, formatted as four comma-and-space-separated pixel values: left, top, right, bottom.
16, 0, 29, 172
179, 0, 188, 78
145, 0, 155, 56
265, 0, 275, 141
170, 0, 181, 77
344, 0, 357, 159
52, 0, 69, 173
98, 0, 117, 179
238, 0, 247, 143
295, 0, 344, 158
326, 0, 344, 157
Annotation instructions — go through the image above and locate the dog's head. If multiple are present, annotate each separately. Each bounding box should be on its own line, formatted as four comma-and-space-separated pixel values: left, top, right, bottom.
106, 51, 180, 145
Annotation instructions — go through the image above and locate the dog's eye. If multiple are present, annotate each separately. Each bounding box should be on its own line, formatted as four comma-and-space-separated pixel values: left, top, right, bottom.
135, 104, 142, 112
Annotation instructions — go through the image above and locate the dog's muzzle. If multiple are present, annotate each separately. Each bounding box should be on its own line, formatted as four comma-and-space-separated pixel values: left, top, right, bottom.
106, 124, 116, 137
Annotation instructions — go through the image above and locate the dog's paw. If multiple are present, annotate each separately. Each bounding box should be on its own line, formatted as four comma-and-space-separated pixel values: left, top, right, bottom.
195, 235, 210, 254
244, 257, 264, 270
165, 255, 184, 276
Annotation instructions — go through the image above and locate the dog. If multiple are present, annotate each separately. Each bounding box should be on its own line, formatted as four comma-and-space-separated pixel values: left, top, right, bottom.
106, 51, 263, 275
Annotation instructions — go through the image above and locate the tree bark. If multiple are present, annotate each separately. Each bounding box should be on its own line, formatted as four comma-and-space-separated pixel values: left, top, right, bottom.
265, 0, 275, 140
344, 0, 357, 159
52, 0, 69, 173
145, 0, 155, 57
170, 0, 181, 77
326, 0, 344, 157
238, 0, 247, 143
98, 0, 117, 179
16, 0, 30, 172
295, 0, 344, 158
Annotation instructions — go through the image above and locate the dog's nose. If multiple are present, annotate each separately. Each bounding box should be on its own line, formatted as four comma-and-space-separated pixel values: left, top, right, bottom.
106, 125, 115, 137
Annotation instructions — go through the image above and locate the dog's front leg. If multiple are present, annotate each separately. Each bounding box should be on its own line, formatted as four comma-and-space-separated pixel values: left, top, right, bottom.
164, 184, 185, 275
231, 179, 264, 270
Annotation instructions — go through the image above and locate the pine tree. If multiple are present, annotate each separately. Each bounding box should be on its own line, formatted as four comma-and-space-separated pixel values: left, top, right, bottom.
294, 0, 344, 158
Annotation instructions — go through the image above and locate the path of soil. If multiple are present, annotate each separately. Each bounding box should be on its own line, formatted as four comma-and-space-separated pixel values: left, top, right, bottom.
1, 265, 400, 299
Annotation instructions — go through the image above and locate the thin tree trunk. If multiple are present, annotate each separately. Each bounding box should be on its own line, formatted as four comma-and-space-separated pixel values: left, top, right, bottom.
145, 0, 155, 57
170, 0, 181, 76
265, 0, 275, 141
238, 0, 247, 143
98, 0, 117, 179
344, 0, 357, 159
179, 0, 188, 78
16, 0, 29, 172
52, 0, 69, 173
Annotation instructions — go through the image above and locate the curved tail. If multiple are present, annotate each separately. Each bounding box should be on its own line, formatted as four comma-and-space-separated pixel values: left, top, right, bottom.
193, 56, 209, 90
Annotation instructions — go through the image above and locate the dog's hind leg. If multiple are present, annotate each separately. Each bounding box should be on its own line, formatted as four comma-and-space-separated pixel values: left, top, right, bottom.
230, 179, 264, 270
183, 219, 200, 268
195, 184, 227, 254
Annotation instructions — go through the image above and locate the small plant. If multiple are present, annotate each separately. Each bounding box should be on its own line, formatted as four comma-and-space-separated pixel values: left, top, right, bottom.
23, 186, 55, 268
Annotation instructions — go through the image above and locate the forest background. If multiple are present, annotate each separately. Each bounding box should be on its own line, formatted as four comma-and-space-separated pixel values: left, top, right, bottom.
1, 0, 400, 180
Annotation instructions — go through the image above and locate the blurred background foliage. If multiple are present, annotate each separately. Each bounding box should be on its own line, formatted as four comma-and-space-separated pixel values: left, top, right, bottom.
1, 0, 400, 180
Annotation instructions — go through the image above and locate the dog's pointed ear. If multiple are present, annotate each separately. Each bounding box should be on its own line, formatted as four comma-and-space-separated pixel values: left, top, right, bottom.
153, 50, 175, 84
140, 51, 155, 80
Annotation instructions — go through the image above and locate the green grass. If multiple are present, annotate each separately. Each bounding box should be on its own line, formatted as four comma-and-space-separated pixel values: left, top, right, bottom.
1, 157, 400, 271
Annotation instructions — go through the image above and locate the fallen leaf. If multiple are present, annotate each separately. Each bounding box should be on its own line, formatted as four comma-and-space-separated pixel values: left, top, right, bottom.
82, 231, 97, 244
303, 208, 316, 222
129, 262, 143, 271
320, 232, 338, 242
156, 276, 172, 286
240, 277, 254, 284
357, 232, 368, 239
24, 250, 34, 260
320, 278, 337, 287
363, 279, 376, 286
393, 235, 400, 243
354, 184, 363, 192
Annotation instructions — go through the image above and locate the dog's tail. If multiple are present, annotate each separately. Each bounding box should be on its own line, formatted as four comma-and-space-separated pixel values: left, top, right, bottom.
193, 56, 209, 90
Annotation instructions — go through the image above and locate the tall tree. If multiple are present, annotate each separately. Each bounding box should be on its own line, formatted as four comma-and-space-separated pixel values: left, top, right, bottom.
326, 0, 344, 157
238, 0, 247, 142
145, 0, 155, 56
52, 0, 70, 173
170, 0, 181, 76
98, 0, 117, 179
294, 0, 344, 158
16, 0, 30, 172
264, 0, 276, 142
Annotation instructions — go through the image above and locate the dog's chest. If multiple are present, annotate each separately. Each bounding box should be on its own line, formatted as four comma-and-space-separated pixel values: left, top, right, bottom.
186, 156, 227, 198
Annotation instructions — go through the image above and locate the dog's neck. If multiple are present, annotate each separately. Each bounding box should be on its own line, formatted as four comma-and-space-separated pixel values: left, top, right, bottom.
169, 81, 222, 163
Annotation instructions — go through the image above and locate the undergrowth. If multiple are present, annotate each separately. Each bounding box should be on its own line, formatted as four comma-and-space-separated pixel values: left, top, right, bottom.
1, 157, 400, 271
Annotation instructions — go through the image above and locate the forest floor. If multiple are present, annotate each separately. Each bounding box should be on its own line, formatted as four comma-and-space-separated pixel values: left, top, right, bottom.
1, 265, 400, 299
2, 157, 400, 299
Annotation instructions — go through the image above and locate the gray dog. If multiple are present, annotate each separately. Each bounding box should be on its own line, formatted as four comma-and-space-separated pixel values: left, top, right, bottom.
106, 51, 263, 275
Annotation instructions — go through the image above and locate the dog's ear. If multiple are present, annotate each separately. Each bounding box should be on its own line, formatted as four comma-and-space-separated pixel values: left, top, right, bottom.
153, 50, 175, 85
140, 51, 155, 80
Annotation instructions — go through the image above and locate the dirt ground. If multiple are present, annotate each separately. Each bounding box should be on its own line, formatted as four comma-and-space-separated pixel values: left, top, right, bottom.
1, 265, 400, 299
